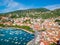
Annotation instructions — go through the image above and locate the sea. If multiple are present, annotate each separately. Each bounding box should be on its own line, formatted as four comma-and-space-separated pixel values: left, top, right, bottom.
0, 28, 34, 45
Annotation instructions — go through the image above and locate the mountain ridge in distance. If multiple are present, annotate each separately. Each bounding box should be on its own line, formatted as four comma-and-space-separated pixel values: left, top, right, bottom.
0, 8, 60, 19
0, 8, 50, 14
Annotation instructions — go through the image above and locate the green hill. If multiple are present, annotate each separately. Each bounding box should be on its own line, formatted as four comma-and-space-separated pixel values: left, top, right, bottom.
0, 8, 60, 19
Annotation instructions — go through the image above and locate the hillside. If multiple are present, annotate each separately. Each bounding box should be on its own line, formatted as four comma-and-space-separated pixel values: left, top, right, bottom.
0, 8, 60, 19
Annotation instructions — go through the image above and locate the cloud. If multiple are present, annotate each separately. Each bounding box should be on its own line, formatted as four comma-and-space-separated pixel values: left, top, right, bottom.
1, 0, 60, 13
44, 4, 60, 10
0, 0, 9, 6
0, 0, 33, 13
3, 0, 24, 12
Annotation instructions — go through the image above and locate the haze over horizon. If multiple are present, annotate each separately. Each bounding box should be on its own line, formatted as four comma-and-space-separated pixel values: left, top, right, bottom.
0, 0, 60, 13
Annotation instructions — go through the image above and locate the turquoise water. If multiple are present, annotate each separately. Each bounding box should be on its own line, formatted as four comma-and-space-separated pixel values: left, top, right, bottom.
0, 28, 34, 45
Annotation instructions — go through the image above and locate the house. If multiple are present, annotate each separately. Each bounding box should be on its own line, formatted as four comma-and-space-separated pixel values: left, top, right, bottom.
40, 40, 50, 45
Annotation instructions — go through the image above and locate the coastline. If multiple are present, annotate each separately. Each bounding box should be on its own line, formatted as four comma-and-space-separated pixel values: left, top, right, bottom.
27, 39, 35, 45
0, 27, 34, 34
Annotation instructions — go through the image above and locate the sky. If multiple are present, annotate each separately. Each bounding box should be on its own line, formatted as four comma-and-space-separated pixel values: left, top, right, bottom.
0, 0, 60, 13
